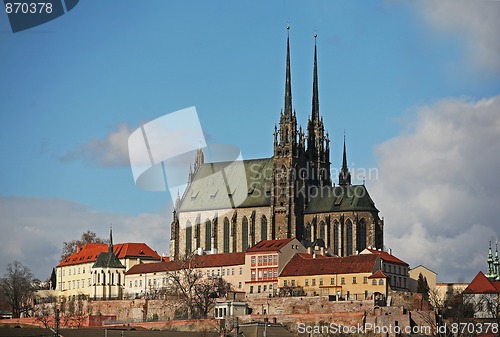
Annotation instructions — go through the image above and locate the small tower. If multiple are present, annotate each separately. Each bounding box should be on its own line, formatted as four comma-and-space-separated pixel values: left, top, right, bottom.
494, 242, 500, 281
338, 134, 352, 187
486, 241, 495, 279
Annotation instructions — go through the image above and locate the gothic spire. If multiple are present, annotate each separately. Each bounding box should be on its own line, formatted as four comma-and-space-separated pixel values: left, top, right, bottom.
312, 33, 319, 123
487, 241, 495, 279
108, 226, 113, 253
284, 25, 292, 116
495, 242, 500, 280
339, 133, 351, 187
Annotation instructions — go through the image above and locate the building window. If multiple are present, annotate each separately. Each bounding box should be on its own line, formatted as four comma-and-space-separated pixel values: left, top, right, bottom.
261, 216, 268, 241
352, 277, 357, 284
284, 280, 288, 287
223, 217, 230, 253
312, 279, 316, 286
341, 277, 345, 285
222, 269, 225, 276
363, 276, 368, 284
251, 270, 256, 280
263, 285, 267, 292
251, 257, 256, 266
330, 278, 335, 285
239, 267, 242, 275
129, 281, 132, 287
242, 217, 249, 251
250, 286, 254, 293
305, 279, 309, 286
139, 280, 142, 287
274, 270, 277, 278
263, 256, 267, 264
258, 256, 262, 265
291, 280, 295, 286
264, 271, 268, 279
83, 267, 85, 274
78, 267, 80, 274
372, 279, 377, 285
185, 222, 193, 254
273, 255, 278, 264
319, 278, 323, 286
379, 279, 384, 285
69, 269, 71, 276
232, 268, 234, 275
258, 285, 261, 293
238, 282, 242, 289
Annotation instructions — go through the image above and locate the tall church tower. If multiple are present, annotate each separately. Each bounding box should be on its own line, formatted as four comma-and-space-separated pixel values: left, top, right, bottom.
306, 34, 331, 188
272, 26, 305, 240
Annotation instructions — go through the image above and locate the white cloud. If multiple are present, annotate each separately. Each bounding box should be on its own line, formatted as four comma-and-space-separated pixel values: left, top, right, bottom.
59, 123, 132, 167
0, 196, 171, 279
414, 0, 500, 73
371, 95, 500, 282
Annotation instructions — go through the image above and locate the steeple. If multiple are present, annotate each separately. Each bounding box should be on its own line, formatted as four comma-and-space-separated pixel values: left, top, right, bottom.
339, 134, 351, 187
486, 241, 495, 279
311, 33, 319, 123
495, 242, 500, 281
284, 25, 292, 116
108, 226, 113, 253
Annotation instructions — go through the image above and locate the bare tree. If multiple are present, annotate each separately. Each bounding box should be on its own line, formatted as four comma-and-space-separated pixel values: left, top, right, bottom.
60, 230, 106, 261
0, 261, 34, 318
194, 276, 230, 318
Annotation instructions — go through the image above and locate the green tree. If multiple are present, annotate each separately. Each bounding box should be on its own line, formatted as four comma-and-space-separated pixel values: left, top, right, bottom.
416, 272, 430, 299
60, 230, 106, 261
0, 261, 34, 318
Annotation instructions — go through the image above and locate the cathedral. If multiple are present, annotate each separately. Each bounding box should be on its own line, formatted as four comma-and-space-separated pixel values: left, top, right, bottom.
170, 29, 384, 260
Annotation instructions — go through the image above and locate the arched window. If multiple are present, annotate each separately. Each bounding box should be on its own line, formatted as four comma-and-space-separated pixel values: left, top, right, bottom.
333, 221, 339, 255
223, 218, 230, 253
326, 222, 331, 248
305, 223, 311, 243
319, 221, 326, 241
185, 221, 192, 254
261, 216, 268, 241
242, 217, 249, 251
356, 218, 367, 252
346, 219, 353, 256
205, 219, 212, 250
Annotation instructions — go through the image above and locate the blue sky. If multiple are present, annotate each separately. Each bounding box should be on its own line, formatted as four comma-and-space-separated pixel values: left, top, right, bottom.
1, 0, 499, 281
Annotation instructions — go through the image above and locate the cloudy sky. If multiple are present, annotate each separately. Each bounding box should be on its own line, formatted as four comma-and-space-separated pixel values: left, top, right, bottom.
1, 0, 499, 282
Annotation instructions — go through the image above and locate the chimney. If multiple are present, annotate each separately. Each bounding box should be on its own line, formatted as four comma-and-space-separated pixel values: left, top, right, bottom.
388, 248, 392, 256
307, 247, 312, 254
313, 252, 317, 259
320, 247, 325, 256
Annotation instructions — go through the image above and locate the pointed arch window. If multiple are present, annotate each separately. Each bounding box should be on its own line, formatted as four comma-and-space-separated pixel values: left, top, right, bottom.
242, 217, 249, 251
205, 219, 212, 250
356, 219, 367, 252
223, 218, 230, 253
346, 219, 353, 256
319, 221, 326, 242
185, 221, 192, 255
261, 216, 268, 241
333, 221, 339, 255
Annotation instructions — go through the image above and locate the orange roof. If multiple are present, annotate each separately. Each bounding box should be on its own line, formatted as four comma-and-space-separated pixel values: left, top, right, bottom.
57, 242, 161, 267
280, 253, 379, 277
367, 249, 408, 266
463, 272, 500, 294
246, 238, 295, 253
369, 269, 387, 279
126, 252, 246, 275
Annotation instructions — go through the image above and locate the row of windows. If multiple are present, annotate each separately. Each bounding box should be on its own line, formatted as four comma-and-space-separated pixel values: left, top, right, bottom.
283, 277, 384, 287
384, 264, 407, 276
62, 266, 86, 277
250, 268, 278, 280
185, 215, 270, 254
249, 283, 277, 294
58, 278, 91, 290
251, 255, 278, 266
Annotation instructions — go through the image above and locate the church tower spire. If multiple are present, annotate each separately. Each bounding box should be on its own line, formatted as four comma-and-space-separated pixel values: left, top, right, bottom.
284, 25, 292, 116
339, 134, 351, 187
312, 33, 319, 123
108, 226, 113, 253
486, 241, 495, 279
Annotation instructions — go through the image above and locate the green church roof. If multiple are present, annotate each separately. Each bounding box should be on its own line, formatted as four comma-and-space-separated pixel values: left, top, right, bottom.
179, 158, 273, 212
304, 185, 379, 214
93, 252, 125, 269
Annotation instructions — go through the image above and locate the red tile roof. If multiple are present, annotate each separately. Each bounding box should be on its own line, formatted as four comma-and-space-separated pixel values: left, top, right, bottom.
280, 253, 379, 277
369, 269, 387, 279
463, 272, 500, 294
57, 242, 161, 267
366, 249, 408, 266
246, 238, 295, 253
125, 252, 246, 275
